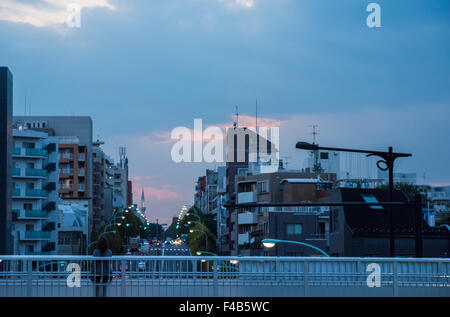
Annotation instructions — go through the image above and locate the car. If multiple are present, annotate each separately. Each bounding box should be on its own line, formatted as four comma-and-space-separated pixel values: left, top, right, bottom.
138, 261, 146, 271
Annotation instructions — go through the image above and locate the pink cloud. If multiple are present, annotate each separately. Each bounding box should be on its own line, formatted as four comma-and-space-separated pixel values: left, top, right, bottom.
133, 184, 184, 201
144, 114, 285, 145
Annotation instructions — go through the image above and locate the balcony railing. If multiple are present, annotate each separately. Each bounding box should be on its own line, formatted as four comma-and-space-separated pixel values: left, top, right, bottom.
13, 147, 21, 155
25, 148, 48, 157
25, 189, 47, 197
12, 168, 20, 176
12, 188, 20, 196
25, 210, 48, 218
60, 168, 74, 175
25, 168, 47, 177
59, 153, 74, 160
0, 256, 448, 297
13, 210, 48, 218
24, 231, 51, 239
237, 191, 257, 204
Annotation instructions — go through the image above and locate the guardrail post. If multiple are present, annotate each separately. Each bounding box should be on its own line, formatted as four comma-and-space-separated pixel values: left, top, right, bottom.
27, 260, 32, 297
393, 261, 398, 297
213, 260, 218, 297
303, 260, 309, 297
121, 260, 126, 297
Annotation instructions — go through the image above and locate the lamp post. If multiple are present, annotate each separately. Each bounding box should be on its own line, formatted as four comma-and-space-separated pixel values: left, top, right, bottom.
295, 142, 412, 257
262, 238, 329, 257
190, 229, 208, 250
196, 250, 217, 256
186, 211, 201, 221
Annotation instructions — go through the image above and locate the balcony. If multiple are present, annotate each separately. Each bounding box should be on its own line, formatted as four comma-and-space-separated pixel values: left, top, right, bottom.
25, 189, 47, 198
23, 231, 51, 240
13, 147, 21, 156
59, 168, 74, 176
238, 212, 258, 225
59, 153, 74, 160
238, 232, 250, 245
12, 188, 20, 196
78, 184, 85, 191
25, 168, 47, 177
12, 168, 20, 176
78, 168, 85, 176
237, 191, 257, 204
14, 210, 48, 219
25, 148, 48, 157
78, 153, 85, 161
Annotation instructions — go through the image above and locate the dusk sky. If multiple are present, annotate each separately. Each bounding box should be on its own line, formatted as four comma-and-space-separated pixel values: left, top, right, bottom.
1, 0, 449, 224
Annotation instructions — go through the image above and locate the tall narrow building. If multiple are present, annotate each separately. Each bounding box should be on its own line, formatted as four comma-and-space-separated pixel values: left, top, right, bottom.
0, 67, 13, 254
141, 188, 146, 214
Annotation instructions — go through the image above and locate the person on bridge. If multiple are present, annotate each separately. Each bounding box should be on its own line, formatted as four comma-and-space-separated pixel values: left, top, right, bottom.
90, 237, 112, 297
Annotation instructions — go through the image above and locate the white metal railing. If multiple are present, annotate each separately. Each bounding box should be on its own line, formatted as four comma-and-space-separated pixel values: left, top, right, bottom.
259, 206, 329, 214
0, 256, 448, 297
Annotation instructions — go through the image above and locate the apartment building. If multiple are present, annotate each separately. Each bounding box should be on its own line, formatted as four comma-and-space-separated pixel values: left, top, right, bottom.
13, 116, 94, 236
226, 171, 336, 256
0, 67, 13, 254
57, 200, 88, 255
11, 128, 59, 255
57, 136, 88, 199
91, 141, 114, 234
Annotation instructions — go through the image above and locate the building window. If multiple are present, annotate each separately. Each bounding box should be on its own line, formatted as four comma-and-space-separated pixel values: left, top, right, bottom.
286, 224, 302, 235
361, 194, 384, 210
257, 181, 269, 193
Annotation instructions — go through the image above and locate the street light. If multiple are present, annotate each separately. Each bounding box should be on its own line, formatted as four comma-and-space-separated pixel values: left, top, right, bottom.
190, 229, 208, 249
262, 239, 329, 257
196, 251, 217, 256
295, 141, 412, 257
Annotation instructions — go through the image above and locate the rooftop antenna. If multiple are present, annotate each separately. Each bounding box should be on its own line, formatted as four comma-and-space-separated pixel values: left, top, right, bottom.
256, 98, 259, 164
308, 124, 322, 175
233, 106, 239, 128
24, 90, 27, 115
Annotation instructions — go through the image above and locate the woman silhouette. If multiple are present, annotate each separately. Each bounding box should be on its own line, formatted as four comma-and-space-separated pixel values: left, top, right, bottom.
91, 237, 112, 297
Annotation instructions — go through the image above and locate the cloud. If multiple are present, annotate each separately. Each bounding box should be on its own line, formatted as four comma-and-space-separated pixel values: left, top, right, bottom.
134, 184, 184, 201
220, 0, 255, 8
147, 114, 284, 145
0, 0, 115, 28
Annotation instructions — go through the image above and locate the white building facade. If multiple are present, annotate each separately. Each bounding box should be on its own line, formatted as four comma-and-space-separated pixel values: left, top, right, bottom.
11, 129, 59, 255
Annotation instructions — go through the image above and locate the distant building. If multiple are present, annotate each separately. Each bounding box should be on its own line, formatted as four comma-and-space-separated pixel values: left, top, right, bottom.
231, 171, 336, 256
91, 141, 114, 235
11, 128, 59, 255
57, 200, 88, 255
377, 170, 417, 185
0, 67, 13, 254
329, 188, 450, 257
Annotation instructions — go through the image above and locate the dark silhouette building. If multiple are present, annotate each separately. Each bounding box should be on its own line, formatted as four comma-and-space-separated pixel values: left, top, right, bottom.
329, 188, 450, 257
0, 67, 13, 254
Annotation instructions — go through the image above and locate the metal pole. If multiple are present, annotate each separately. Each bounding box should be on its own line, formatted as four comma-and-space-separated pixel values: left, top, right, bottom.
388, 146, 395, 257
415, 194, 423, 257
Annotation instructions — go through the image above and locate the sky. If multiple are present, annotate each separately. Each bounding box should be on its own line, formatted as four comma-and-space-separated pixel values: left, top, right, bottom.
1, 0, 449, 224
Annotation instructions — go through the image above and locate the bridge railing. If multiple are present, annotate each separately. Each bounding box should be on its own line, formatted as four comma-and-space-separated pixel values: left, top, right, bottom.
0, 256, 448, 297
